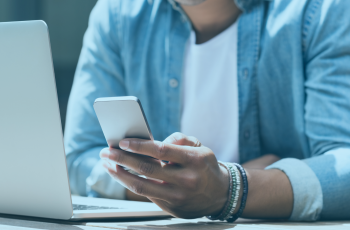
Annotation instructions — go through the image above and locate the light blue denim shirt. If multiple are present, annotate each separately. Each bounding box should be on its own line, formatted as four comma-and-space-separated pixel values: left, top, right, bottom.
64, 0, 350, 221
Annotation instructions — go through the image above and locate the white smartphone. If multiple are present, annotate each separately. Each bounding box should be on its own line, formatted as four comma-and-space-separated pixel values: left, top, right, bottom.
93, 96, 154, 149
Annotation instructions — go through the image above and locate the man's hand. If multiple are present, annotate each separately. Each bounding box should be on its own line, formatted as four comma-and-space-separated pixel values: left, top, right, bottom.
100, 132, 229, 218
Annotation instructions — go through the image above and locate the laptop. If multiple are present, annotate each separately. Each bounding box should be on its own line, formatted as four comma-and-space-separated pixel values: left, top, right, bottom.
0, 20, 170, 220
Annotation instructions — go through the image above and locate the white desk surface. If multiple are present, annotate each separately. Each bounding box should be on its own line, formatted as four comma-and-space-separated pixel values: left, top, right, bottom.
1, 215, 350, 230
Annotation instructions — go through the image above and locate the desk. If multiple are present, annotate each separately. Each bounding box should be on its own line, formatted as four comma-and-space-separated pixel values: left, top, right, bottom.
1, 215, 350, 230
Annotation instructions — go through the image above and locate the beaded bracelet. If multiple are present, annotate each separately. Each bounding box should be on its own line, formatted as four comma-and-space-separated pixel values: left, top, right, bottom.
219, 164, 237, 220
227, 163, 249, 223
206, 162, 235, 220
223, 164, 241, 220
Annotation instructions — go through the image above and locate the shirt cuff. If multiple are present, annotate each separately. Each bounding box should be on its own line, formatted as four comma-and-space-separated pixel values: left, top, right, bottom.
266, 158, 323, 221
86, 159, 126, 200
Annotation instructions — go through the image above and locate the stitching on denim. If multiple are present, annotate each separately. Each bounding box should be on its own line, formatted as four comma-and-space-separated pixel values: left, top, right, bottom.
302, 0, 322, 54
111, 0, 123, 59
252, 4, 262, 151
237, 13, 244, 161
114, 0, 126, 80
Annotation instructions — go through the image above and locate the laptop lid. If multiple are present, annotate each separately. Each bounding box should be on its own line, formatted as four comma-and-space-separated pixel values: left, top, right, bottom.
0, 21, 73, 219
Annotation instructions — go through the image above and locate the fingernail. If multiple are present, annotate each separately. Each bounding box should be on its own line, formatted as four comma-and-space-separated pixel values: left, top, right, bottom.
119, 140, 129, 150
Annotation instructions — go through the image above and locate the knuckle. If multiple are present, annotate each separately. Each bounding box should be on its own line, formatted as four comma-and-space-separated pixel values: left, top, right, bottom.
138, 161, 155, 175
111, 151, 125, 164
155, 142, 168, 159
171, 132, 187, 145
177, 133, 189, 144
206, 151, 218, 163
188, 136, 199, 145
176, 132, 187, 140
130, 181, 146, 196
133, 140, 142, 152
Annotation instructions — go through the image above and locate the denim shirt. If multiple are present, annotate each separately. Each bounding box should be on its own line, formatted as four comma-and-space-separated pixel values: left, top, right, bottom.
64, 0, 350, 221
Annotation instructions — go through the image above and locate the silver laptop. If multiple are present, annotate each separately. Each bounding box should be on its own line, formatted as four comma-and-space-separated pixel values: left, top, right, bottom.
0, 20, 170, 220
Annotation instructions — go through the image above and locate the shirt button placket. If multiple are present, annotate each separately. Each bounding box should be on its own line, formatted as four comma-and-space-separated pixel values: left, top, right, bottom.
244, 130, 250, 139
169, 78, 178, 88
243, 68, 249, 80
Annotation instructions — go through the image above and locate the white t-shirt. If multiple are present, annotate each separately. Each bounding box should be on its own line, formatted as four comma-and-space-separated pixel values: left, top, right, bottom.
181, 21, 239, 163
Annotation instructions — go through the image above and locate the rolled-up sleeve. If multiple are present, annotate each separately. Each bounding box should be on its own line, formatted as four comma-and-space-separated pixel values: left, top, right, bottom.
266, 158, 323, 221
267, 148, 350, 221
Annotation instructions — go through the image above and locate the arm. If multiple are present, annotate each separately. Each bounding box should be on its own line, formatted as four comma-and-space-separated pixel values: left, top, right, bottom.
266, 0, 350, 221
100, 133, 294, 219
123, 136, 292, 217
242, 168, 293, 218
64, 0, 127, 198
242, 154, 280, 170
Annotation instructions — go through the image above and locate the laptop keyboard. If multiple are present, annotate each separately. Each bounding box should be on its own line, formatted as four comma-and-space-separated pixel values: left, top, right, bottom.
72, 204, 121, 211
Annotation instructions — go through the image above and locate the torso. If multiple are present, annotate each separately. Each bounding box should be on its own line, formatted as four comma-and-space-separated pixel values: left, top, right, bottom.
181, 21, 239, 163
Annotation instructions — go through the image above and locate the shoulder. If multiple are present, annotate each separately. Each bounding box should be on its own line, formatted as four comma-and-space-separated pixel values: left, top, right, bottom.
90, 0, 155, 21
264, 0, 350, 27
263, 0, 350, 50
88, 0, 161, 28
303, 0, 350, 32
89, 0, 173, 36
86, 0, 164, 44
91, 0, 169, 22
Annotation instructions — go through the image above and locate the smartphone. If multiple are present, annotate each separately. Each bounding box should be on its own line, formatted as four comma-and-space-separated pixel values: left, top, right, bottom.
93, 96, 153, 149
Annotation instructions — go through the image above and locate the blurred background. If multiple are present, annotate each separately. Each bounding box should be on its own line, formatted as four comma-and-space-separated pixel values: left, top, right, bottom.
0, 0, 97, 130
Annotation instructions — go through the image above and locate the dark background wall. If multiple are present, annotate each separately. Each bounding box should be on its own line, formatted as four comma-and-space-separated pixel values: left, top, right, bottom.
0, 0, 97, 130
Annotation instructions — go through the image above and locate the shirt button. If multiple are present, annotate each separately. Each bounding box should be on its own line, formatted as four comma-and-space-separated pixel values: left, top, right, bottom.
169, 79, 178, 88
244, 130, 250, 139
243, 68, 249, 79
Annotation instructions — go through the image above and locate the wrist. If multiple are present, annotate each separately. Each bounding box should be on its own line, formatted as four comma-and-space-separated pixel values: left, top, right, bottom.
211, 164, 230, 216
216, 164, 230, 215
207, 163, 248, 221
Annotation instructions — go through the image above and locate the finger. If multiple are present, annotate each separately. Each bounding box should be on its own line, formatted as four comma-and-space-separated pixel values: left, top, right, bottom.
100, 148, 180, 183
104, 164, 176, 202
163, 132, 202, 147
119, 139, 194, 164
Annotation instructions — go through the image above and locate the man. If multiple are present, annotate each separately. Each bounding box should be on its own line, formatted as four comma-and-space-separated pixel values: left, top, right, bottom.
64, 0, 350, 221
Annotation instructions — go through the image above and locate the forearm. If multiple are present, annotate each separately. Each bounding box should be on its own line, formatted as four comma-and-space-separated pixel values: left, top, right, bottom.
242, 154, 280, 170
237, 154, 293, 219
241, 168, 293, 219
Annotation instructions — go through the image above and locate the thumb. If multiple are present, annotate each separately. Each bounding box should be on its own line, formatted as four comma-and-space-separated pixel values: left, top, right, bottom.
163, 132, 202, 147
